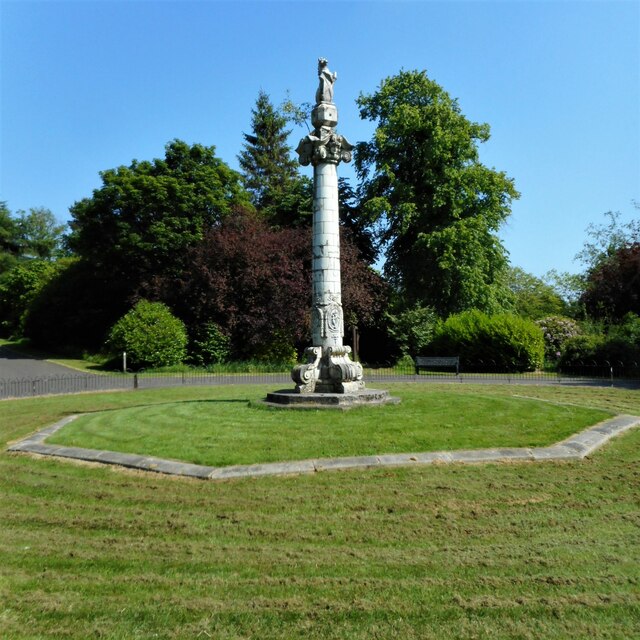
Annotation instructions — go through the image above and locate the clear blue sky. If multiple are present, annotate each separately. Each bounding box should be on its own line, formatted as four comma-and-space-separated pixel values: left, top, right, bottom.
1, 0, 638, 278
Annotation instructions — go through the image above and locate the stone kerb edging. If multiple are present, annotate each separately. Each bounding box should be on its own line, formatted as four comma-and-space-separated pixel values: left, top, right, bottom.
7, 414, 640, 481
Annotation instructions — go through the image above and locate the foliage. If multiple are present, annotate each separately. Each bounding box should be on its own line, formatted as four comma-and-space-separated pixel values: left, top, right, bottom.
385, 305, 438, 357
67, 139, 250, 286
0, 202, 20, 273
14, 207, 66, 259
428, 309, 545, 372
535, 315, 581, 361
107, 300, 187, 368
559, 313, 640, 370
580, 242, 640, 320
251, 332, 298, 365
609, 312, 640, 344
0, 259, 62, 337
187, 322, 231, 367
238, 90, 312, 227
30, 141, 250, 352
338, 177, 377, 264
149, 209, 388, 361
355, 69, 519, 316
506, 266, 567, 319
23, 258, 129, 351
576, 207, 640, 272
149, 210, 308, 360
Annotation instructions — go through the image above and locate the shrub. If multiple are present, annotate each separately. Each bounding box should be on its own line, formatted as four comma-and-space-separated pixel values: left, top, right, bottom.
252, 332, 298, 366
386, 305, 438, 357
428, 310, 544, 372
188, 322, 231, 367
107, 300, 187, 368
536, 315, 581, 362
558, 334, 605, 366
559, 322, 640, 372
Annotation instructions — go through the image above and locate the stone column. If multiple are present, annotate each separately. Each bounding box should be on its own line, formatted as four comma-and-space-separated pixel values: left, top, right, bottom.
312, 161, 342, 348
291, 59, 364, 394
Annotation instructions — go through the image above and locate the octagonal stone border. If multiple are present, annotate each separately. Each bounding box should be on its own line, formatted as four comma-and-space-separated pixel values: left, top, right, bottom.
7, 414, 640, 482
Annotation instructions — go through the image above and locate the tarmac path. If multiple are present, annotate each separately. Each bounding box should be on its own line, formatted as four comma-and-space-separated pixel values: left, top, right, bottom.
0, 345, 81, 379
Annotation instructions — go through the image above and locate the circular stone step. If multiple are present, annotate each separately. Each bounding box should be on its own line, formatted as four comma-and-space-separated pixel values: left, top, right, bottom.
261, 388, 400, 410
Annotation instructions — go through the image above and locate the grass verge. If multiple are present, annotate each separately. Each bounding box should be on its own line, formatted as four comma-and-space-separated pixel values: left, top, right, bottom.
1, 383, 639, 639
43, 384, 610, 466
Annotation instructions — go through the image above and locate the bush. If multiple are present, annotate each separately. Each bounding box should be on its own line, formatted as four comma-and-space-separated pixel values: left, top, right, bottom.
252, 332, 298, 366
535, 315, 581, 362
386, 305, 438, 357
107, 300, 187, 369
558, 334, 605, 366
428, 310, 544, 372
559, 319, 640, 371
188, 322, 231, 367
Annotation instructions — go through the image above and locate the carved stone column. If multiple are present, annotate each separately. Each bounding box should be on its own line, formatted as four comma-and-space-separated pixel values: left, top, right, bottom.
291, 59, 364, 394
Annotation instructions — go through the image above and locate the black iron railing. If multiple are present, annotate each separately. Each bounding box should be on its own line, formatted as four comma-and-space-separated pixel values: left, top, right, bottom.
1, 361, 638, 400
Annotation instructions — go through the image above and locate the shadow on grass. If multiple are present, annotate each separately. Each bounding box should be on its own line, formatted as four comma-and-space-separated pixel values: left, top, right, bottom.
74, 398, 252, 415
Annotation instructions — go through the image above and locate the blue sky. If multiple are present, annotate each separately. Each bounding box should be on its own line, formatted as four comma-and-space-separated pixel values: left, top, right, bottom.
1, 0, 638, 278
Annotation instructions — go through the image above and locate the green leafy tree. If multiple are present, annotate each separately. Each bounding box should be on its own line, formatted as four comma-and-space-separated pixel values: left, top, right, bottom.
33, 140, 251, 351
238, 91, 311, 226
506, 267, 567, 319
385, 304, 438, 358
68, 139, 250, 284
338, 178, 377, 264
575, 206, 640, 321
0, 202, 20, 274
576, 207, 640, 272
355, 70, 519, 315
107, 300, 187, 368
0, 259, 62, 336
15, 207, 66, 259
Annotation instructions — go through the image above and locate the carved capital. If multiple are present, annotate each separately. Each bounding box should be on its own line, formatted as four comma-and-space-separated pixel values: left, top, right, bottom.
296, 132, 353, 167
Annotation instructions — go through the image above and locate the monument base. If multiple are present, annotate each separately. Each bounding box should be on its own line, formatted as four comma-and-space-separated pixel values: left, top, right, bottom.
291, 345, 366, 394
262, 388, 400, 410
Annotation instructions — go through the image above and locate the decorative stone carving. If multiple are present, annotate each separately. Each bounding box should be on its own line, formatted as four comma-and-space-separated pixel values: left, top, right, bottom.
291, 347, 322, 393
295, 131, 353, 167
315, 58, 337, 104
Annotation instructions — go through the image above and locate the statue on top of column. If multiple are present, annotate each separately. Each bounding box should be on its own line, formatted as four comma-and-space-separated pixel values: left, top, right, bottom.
315, 58, 337, 104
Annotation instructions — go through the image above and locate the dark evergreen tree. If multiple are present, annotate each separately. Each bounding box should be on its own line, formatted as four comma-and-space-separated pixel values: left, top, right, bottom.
238, 91, 311, 227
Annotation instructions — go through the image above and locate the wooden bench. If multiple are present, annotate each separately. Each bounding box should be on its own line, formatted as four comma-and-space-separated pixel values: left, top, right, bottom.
415, 356, 460, 376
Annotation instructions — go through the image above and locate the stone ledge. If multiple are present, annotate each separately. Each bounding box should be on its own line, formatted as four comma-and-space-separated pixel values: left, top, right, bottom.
263, 388, 401, 410
7, 413, 640, 481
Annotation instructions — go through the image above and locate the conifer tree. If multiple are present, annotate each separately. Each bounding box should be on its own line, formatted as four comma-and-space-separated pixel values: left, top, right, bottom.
238, 91, 311, 226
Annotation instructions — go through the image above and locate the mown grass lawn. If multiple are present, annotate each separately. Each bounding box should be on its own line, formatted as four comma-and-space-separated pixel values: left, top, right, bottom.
43, 384, 611, 466
1, 383, 639, 639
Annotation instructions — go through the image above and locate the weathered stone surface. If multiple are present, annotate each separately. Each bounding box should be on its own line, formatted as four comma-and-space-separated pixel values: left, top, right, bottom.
530, 446, 576, 460
313, 456, 380, 471
265, 388, 400, 409
209, 460, 316, 480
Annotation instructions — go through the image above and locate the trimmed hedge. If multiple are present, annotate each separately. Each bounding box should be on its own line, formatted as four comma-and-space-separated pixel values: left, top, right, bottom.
427, 310, 544, 372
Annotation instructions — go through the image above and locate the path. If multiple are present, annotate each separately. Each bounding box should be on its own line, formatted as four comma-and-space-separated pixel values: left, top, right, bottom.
0, 345, 81, 379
